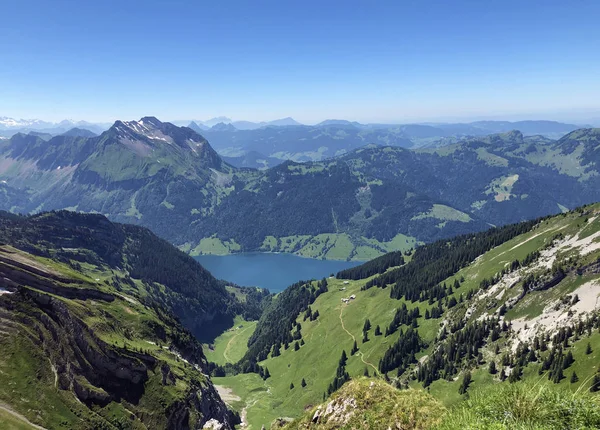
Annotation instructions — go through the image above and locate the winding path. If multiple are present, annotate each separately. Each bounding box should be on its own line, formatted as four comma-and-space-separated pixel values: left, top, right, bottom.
339, 304, 379, 375
223, 324, 254, 363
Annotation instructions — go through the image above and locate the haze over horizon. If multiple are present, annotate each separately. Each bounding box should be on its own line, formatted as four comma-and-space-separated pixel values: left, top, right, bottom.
2, 0, 600, 124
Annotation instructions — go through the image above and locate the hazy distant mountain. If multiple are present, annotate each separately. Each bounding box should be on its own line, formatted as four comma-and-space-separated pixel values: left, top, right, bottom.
0, 117, 54, 130
231, 117, 302, 130
266, 117, 302, 127
27, 131, 53, 141
188, 121, 209, 132
210, 122, 237, 132
61, 127, 98, 138
316, 119, 362, 127
469, 120, 584, 137
0, 117, 110, 136
202, 116, 233, 127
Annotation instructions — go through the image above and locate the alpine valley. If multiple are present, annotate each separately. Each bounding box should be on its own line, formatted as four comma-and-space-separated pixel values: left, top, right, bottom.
1, 199, 600, 428
1, 117, 600, 261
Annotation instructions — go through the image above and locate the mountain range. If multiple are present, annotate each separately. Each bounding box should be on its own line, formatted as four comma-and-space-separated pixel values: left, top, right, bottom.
199, 119, 591, 165
0, 158, 599, 428
1, 117, 600, 261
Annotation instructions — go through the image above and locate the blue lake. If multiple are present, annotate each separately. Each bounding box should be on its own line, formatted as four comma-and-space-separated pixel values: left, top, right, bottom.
195, 253, 361, 293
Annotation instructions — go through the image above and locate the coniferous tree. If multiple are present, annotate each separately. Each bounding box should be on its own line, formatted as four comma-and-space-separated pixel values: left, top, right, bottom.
301, 378, 307, 388
375, 325, 382, 336
586, 342, 593, 355
351, 340, 358, 355
500, 368, 507, 381
509, 365, 522, 383
272, 343, 281, 357
294, 341, 300, 351
363, 319, 371, 332
590, 375, 600, 393
364, 368, 370, 377
458, 371, 472, 395
290, 382, 294, 390
564, 350, 574, 368
340, 350, 348, 366
489, 360, 497, 375
570, 371, 578, 383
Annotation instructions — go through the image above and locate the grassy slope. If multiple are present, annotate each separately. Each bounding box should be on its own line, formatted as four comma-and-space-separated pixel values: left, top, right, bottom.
0, 409, 39, 430
204, 316, 258, 366
0, 246, 223, 430
190, 232, 418, 261
211, 204, 600, 429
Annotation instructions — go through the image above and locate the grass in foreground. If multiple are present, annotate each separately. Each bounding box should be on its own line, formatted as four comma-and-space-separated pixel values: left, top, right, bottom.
436, 382, 600, 430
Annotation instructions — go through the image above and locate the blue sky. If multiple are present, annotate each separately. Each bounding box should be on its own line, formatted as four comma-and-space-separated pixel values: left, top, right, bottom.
1, 0, 600, 123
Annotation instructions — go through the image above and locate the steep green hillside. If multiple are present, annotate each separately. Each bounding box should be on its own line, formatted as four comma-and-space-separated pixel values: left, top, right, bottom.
0, 210, 270, 341
0, 210, 267, 429
211, 204, 600, 428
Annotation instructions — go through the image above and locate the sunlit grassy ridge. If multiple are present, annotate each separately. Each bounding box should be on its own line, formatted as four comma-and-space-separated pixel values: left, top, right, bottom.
210, 204, 600, 428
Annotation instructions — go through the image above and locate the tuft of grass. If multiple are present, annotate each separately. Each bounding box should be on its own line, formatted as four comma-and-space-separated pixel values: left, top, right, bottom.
435, 381, 600, 430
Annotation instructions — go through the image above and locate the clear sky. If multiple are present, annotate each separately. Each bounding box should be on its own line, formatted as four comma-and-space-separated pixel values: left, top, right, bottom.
2, 0, 600, 124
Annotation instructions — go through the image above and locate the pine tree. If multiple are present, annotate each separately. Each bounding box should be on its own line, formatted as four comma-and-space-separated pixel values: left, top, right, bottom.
489, 360, 497, 375
509, 365, 522, 383
586, 342, 593, 355
500, 368, 507, 381
264, 367, 271, 380
363, 319, 371, 332
294, 341, 300, 351
570, 371, 578, 383
290, 382, 294, 390
362, 332, 369, 343
564, 350, 574, 368
301, 378, 307, 388
351, 340, 358, 355
340, 350, 348, 366
300, 339, 305, 346
374, 325, 382, 336
272, 343, 281, 357
364, 368, 370, 377
458, 371, 472, 395
590, 375, 600, 393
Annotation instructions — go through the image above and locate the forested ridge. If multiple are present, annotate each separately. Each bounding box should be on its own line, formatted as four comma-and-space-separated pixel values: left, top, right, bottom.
363, 219, 540, 300
0, 210, 269, 341
3, 120, 600, 261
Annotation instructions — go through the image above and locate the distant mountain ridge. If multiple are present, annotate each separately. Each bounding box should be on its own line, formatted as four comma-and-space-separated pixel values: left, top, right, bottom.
1, 117, 600, 261
200, 119, 587, 163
